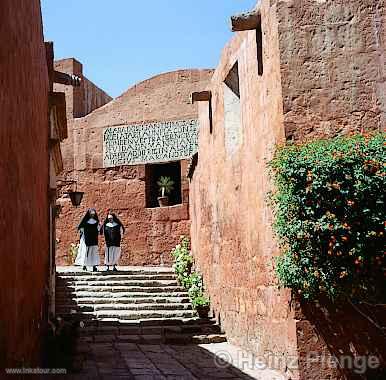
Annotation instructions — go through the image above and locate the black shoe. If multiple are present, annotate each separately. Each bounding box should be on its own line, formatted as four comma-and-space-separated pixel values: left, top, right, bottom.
113, 266, 118, 272
83, 266, 87, 271
106, 266, 110, 272
93, 266, 98, 272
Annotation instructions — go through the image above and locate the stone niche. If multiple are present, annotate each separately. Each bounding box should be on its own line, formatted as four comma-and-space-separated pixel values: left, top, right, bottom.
223, 62, 242, 156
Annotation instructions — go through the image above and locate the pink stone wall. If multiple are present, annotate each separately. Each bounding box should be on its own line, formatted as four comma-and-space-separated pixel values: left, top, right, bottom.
190, 1, 298, 376
277, 0, 386, 141
190, 0, 385, 379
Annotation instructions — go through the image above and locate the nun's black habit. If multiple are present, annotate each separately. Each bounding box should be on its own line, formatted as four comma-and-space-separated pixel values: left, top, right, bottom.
100, 213, 125, 266
74, 208, 100, 267
78, 209, 100, 246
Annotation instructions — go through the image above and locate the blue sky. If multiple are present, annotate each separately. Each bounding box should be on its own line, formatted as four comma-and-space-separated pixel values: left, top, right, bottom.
41, 0, 256, 98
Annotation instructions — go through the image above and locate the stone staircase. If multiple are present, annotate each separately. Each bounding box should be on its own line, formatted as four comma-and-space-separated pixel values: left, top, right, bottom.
55, 266, 226, 345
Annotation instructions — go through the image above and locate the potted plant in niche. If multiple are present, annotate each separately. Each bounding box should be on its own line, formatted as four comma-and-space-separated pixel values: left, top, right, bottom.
157, 176, 174, 207
192, 294, 210, 318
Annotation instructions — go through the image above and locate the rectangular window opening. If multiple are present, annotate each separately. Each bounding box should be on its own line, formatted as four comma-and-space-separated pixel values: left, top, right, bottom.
145, 161, 182, 208
209, 97, 213, 134
224, 62, 240, 99
223, 61, 242, 155
256, 21, 263, 76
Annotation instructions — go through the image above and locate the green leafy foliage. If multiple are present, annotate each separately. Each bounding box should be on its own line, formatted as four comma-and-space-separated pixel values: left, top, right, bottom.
269, 132, 386, 301
171, 236, 193, 286
171, 236, 210, 310
187, 272, 204, 300
66, 243, 79, 265
192, 294, 210, 308
157, 176, 175, 197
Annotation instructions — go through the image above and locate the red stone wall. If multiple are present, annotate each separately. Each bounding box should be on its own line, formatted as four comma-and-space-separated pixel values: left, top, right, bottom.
0, 0, 50, 369
54, 58, 112, 172
277, 0, 386, 141
190, 1, 298, 377
56, 69, 213, 266
54, 58, 112, 119
190, 0, 385, 379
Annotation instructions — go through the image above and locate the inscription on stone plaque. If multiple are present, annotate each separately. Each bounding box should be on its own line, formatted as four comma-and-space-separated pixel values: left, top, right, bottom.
103, 119, 198, 167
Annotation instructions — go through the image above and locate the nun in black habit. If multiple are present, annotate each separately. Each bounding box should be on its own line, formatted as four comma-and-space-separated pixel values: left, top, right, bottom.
100, 213, 125, 271
74, 208, 100, 271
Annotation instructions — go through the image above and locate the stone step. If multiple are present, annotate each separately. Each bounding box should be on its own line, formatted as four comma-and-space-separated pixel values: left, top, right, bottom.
55, 267, 226, 345
79, 317, 217, 327
56, 285, 186, 293
56, 302, 193, 313
164, 333, 227, 345
56, 274, 176, 282
56, 280, 179, 288
76, 333, 227, 345
57, 309, 196, 320
56, 267, 174, 276
56, 296, 191, 305
55, 292, 189, 302
78, 323, 222, 337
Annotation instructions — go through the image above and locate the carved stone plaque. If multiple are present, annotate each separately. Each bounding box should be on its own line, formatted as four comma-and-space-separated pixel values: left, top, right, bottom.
103, 119, 198, 167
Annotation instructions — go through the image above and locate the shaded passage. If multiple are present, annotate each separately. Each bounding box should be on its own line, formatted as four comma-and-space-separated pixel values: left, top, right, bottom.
50, 341, 285, 380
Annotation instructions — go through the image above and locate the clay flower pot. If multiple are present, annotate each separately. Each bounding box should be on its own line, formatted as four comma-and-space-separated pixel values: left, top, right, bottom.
196, 305, 210, 319
157, 196, 169, 207
186, 261, 193, 274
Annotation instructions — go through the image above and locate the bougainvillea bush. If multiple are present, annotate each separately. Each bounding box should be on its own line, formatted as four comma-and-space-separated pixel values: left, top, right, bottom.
269, 132, 385, 301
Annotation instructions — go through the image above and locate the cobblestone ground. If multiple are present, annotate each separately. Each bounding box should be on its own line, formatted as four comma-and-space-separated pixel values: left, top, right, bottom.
54, 342, 285, 380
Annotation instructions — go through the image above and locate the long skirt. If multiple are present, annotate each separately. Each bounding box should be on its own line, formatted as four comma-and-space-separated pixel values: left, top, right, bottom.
104, 246, 121, 266
74, 234, 100, 267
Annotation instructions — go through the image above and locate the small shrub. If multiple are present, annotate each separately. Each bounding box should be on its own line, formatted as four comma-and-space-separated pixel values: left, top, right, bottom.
192, 294, 210, 308
66, 243, 79, 265
171, 236, 193, 286
188, 272, 204, 300
157, 176, 175, 197
269, 132, 386, 301
171, 236, 210, 310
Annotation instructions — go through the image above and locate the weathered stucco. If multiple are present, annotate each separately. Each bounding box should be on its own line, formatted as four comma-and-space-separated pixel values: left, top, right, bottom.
0, 0, 50, 368
56, 69, 213, 266
190, 0, 385, 378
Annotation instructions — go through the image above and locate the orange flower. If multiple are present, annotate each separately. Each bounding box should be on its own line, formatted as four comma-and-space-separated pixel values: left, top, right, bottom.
339, 271, 348, 279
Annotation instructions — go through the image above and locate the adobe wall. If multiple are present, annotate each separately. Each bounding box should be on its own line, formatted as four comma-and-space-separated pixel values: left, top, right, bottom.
0, 0, 50, 369
54, 58, 112, 119
190, 0, 385, 379
54, 58, 113, 171
56, 69, 213, 266
277, 0, 386, 141
276, 1, 386, 378
190, 1, 299, 377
